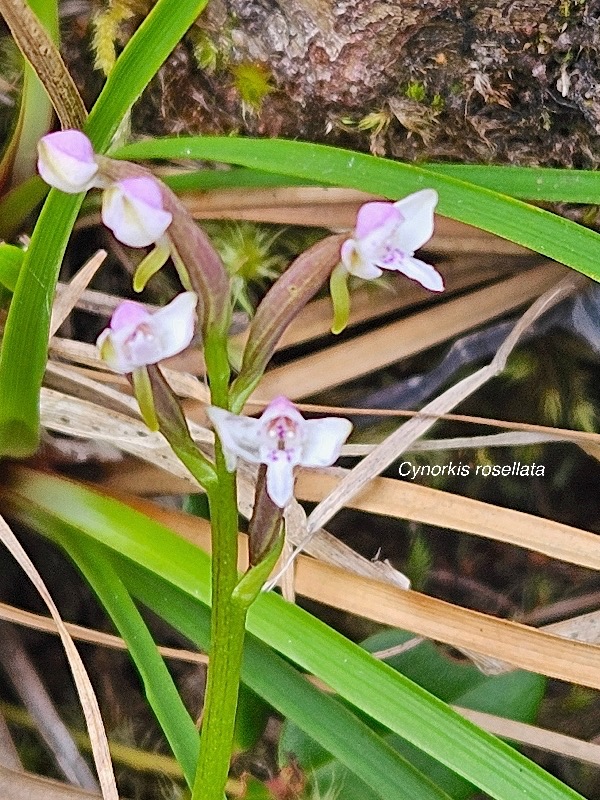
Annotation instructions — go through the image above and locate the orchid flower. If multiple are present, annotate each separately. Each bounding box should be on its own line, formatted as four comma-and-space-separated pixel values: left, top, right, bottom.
101, 176, 173, 248
340, 189, 443, 291
37, 130, 101, 193
206, 396, 352, 508
96, 292, 197, 374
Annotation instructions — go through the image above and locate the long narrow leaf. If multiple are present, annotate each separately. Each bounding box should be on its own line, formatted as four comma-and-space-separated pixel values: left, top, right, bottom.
8, 489, 455, 800
3, 469, 586, 800
422, 163, 600, 204
116, 554, 452, 800
158, 162, 600, 205
116, 136, 600, 282
57, 530, 200, 787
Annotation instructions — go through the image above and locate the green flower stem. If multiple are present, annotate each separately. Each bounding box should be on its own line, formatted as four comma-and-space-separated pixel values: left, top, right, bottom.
193, 444, 247, 800
203, 327, 232, 410
190, 323, 247, 799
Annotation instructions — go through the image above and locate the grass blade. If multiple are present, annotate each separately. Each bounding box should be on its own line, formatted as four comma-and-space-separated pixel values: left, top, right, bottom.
117, 136, 600, 282
3, 468, 586, 800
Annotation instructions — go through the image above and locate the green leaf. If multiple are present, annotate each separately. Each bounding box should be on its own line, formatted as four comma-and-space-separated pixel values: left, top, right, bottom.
0, 0, 209, 457
283, 629, 546, 800
84, 1, 210, 151
160, 162, 600, 205
233, 684, 270, 754
117, 557, 453, 800
0, 244, 24, 292
0, 176, 48, 241
420, 163, 600, 204
44, 533, 452, 799
116, 136, 600, 283
31, 518, 200, 787
164, 167, 319, 194
5, 468, 586, 800
0, 191, 83, 456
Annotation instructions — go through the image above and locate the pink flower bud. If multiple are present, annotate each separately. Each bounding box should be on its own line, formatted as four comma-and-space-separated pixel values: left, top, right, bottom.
97, 292, 197, 374
341, 189, 444, 292
101, 177, 173, 248
207, 396, 352, 508
37, 130, 100, 193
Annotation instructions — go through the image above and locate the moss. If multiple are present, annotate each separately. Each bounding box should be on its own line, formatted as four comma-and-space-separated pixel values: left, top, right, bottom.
230, 62, 275, 113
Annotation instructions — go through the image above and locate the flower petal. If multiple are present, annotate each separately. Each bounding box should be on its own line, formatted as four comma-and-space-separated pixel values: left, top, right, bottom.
96, 328, 133, 374
37, 130, 99, 193
392, 189, 438, 253
102, 177, 173, 247
395, 255, 444, 292
206, 406, 263, 470
265, 456, 296, 508
148, 291, 198, 361
109, 300, 151, 331
301, 418, 353, 467
340, 239, 383, 279
354, 202, 402, 239
259, 396, 305, 427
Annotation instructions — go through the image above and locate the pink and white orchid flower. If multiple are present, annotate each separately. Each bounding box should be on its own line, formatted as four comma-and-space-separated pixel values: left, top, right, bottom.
96, 292, 197, 374
207, 396, 352, 508
101, 176, 173, 248
340, 189, 443, 292
37, 130, 101, 193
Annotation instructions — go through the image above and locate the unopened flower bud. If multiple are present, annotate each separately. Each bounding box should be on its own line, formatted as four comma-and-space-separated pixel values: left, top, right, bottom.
101, 176, 173, 248
37, 130, 100, 193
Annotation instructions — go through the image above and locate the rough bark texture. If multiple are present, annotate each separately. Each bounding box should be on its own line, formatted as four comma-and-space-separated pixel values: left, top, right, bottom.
60, 0, 600, 168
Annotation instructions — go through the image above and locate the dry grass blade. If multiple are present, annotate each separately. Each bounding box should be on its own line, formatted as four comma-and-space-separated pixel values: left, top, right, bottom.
40, 386, 410, 588
0, 622, 98, 788
181, 187, 530, 256
451, 707, 600, 768
253, 260, 570, 401
232, 250, 526, 355
51, 252, 107, 337
0, 0, 87, 128
543, 609, 600, 645
2, 704, 186, 780
0, 764, 101, 800
269, 275, 581, 585
402, 430, 569, 451
342, 431, 569, 455
40, 387, 201, 486
296, 468, 600, 571
0, 601, 207, 666
107, 495, 600, 688
3, 601, 600, 772
0, 515, 118, 799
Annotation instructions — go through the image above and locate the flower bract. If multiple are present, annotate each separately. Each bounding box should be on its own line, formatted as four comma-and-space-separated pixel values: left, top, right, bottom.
340, 189, 444, 292
101, 177, 173, 248
206, 396, 352, 507
96, 292, 197, 374
37, 130, 100, 193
